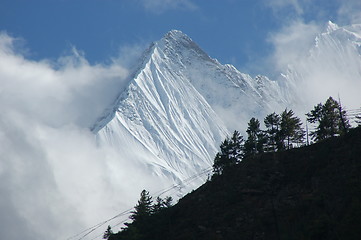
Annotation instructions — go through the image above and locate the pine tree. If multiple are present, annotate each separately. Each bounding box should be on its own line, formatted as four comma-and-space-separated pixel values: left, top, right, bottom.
306, 97, 350, 142
356, 115, 361, 126
213, 130, 243, 175
213, 139, 231, 175
229, 130, 244, 159
244, 118, 266, 157
103, 225, 113, 239
129, 190, 153, 224
163, 196, 173, 208
119, 190, 153, 240
152, 197, 164, 214
264, 112, 281, 152
280, 109, 305, 149
152, 196, 173, 214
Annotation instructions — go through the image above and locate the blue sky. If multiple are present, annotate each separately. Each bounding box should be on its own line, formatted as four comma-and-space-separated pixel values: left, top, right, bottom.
1, 0, 359, 75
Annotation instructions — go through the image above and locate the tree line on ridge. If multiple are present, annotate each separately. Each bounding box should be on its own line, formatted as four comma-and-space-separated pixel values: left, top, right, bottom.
104, 96, 357, 239
213, 96, 352, 175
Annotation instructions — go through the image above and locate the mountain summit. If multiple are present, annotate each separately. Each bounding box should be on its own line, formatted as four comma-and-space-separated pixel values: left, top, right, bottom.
281, 22, 361, 112
92, 30, 288, 191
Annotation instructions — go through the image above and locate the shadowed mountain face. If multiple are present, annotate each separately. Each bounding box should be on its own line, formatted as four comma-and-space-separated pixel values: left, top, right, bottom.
110, 127, 361, 240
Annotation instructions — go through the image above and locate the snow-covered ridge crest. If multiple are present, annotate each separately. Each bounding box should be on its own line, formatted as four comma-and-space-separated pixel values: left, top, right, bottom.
155, 30, 287, 130
326, 20, 339, 34
91, 30, 212, 133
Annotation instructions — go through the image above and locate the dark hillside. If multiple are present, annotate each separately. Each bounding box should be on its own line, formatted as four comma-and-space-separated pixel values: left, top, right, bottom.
111, 127, 361, 240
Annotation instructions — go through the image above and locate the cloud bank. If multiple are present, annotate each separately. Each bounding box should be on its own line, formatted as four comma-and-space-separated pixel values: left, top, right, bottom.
0, 33, 130, 128
0, 32, 165, 240
337, 0, 361, 24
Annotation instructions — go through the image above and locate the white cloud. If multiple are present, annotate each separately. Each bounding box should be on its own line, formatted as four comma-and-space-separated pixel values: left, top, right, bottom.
115, 43, 148, 69
0, 34, 130, 129
337, 0, 361, 24
265, 0, 361, 26
138, 0, 197, 13
0, 32, 167, 240
265, 0, 308, 17
267, 20, 321, 72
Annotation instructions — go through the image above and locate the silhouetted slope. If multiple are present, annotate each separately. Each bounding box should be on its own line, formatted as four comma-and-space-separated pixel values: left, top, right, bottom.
111, 127, 361, 240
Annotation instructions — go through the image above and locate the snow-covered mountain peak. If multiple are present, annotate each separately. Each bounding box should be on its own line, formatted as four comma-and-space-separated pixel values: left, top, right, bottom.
313, 21, 361, 58
94, 30, 233, 190
282, 21, 361, 114
153, 29, 214, 66
163, 29, 192, 43
325, 20, 339, 33
142, 30, 286, 131
157, 29, 194, 51
319, 21, 361, 43
315, 21, 361, 50
94, 29, 289, 195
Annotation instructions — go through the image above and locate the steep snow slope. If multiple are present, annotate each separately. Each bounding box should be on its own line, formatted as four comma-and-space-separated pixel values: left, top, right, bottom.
156, 30, 287, 131
281, 21, 361, 113
93, 30, 287, 189
94, 32, 229, 187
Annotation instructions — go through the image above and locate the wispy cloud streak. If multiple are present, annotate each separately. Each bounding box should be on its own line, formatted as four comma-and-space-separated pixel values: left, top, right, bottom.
138, 0, 197, 13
